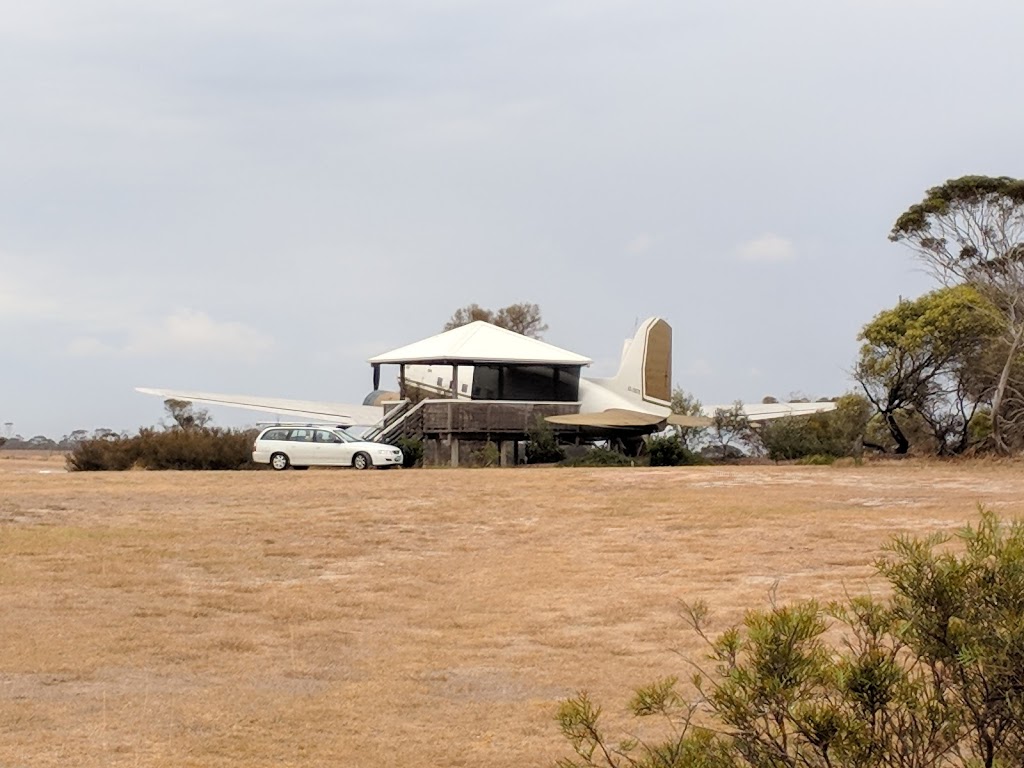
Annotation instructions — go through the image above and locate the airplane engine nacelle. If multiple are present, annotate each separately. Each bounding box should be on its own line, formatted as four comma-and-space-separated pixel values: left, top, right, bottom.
363, 389, 400, 407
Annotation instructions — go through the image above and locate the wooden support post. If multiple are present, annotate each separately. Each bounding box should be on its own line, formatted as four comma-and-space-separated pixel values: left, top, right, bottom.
451, 436, 460, 468
373, 364, 381, 391
399, 364, 406, 399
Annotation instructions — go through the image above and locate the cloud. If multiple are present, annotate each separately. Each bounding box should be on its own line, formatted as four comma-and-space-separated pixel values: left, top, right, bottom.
68, 309, 274, 361
0, 269, 60, 320
66, 337, 116, 357
735, 234, 797, 264
626, 234, 654, 255
685, 358, 714, 377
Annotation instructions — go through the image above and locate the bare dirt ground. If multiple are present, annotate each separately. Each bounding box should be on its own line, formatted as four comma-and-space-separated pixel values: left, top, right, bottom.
1, 452, 1022, 767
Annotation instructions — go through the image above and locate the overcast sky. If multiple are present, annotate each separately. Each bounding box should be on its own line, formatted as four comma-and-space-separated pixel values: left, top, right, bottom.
2, 0, 1022, 437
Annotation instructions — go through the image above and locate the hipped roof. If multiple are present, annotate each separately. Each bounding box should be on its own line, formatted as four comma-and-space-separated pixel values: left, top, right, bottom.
368, 321, 592, 366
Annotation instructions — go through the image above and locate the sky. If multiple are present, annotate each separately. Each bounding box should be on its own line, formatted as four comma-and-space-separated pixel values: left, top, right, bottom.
2, 0, 1023, 437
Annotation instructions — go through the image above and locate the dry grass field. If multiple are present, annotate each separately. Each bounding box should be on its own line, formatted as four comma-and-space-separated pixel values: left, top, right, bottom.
2, 451, 1023, 767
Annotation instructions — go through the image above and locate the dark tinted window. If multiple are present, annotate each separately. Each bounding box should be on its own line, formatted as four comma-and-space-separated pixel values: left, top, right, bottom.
261, 429, 289, 441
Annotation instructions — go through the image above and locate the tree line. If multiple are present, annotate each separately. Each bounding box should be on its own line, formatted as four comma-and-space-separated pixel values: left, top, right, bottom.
446, 177, 1024, 459
10, 176, 1024, 461
694, 177, 1024, 458
854, 176, 1024, 455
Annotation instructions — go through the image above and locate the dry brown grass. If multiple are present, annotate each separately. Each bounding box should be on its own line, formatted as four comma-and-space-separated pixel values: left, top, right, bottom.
1, 453, 1022, 766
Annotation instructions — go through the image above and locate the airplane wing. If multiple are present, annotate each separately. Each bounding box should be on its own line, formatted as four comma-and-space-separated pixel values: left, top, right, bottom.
135, 388, 385, 426
702, 401, 837, 423
546, 409, 712, 429
666, 413, 715, 427
548, 403, 835, 430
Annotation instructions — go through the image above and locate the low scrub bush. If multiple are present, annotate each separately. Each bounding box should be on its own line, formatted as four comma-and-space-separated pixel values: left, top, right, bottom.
647, 433, 702, 466
395, 437, 424, 468
470, 441, 501, 467
65, 433, 139, 471
560, 446, 636, 467
526, 417, 565, 464
134, 427, 258, 470
66, 427, 259, 471
759, 394, 872, 461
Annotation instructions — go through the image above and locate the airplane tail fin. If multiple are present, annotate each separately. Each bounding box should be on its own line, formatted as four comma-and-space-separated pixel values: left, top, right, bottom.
601, 317, 673, 409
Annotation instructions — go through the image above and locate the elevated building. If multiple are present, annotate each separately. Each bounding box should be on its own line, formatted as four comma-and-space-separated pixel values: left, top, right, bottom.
365, 322, 593, 465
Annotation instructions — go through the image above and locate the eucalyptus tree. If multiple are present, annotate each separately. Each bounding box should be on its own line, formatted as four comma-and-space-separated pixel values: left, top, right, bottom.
890, 175, 1024, 452
853, 285, 1002, 454
443, 302, 548, 339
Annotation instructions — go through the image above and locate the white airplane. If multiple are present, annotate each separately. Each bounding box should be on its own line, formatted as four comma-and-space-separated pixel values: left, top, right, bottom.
137, 317, 835, 436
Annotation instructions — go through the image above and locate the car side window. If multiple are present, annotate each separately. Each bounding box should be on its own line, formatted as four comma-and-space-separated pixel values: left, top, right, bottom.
288, 429, 314, 442
315, 430, 341, 443
262, 429, 289, 441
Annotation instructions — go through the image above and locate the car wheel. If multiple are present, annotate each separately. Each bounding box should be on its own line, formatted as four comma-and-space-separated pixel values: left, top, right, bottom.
270, 452, 290, 471
352, 452, 371, 470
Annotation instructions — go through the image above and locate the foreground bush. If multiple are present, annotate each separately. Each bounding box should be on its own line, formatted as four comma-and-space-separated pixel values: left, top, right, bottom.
66, 427, 259, 471
556, 510, 1024, 768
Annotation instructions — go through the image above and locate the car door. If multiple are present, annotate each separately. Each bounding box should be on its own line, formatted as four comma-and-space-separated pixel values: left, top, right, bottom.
313, 429, 348, 466
256, 428, 290, 463
286, 428, 316, 464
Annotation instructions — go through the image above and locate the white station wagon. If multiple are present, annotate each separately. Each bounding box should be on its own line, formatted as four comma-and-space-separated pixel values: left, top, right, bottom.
252, 426, 403, 470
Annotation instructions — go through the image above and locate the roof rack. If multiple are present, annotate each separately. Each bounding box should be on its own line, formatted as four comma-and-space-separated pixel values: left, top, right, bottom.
256, 422, 352, 429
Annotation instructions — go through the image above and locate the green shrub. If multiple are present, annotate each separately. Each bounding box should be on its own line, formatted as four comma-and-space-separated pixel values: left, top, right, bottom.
473, 441, 501, 467
560, 446, 635, 467
395, 437, 424, 468
757, 415, 820, 460
759, 394, 872, 461
526, 417, 565, 464
647, 433, 701, 466
555, 510, 1024, 768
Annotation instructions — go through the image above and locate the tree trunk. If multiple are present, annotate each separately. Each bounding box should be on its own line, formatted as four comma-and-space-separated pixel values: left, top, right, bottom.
884, 411, 910, 454
990, 326, 1024, 454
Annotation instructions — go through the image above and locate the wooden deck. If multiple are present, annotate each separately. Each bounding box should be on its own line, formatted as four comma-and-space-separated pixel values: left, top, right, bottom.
379, 399, 582, 466
419, 400, 579, 437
